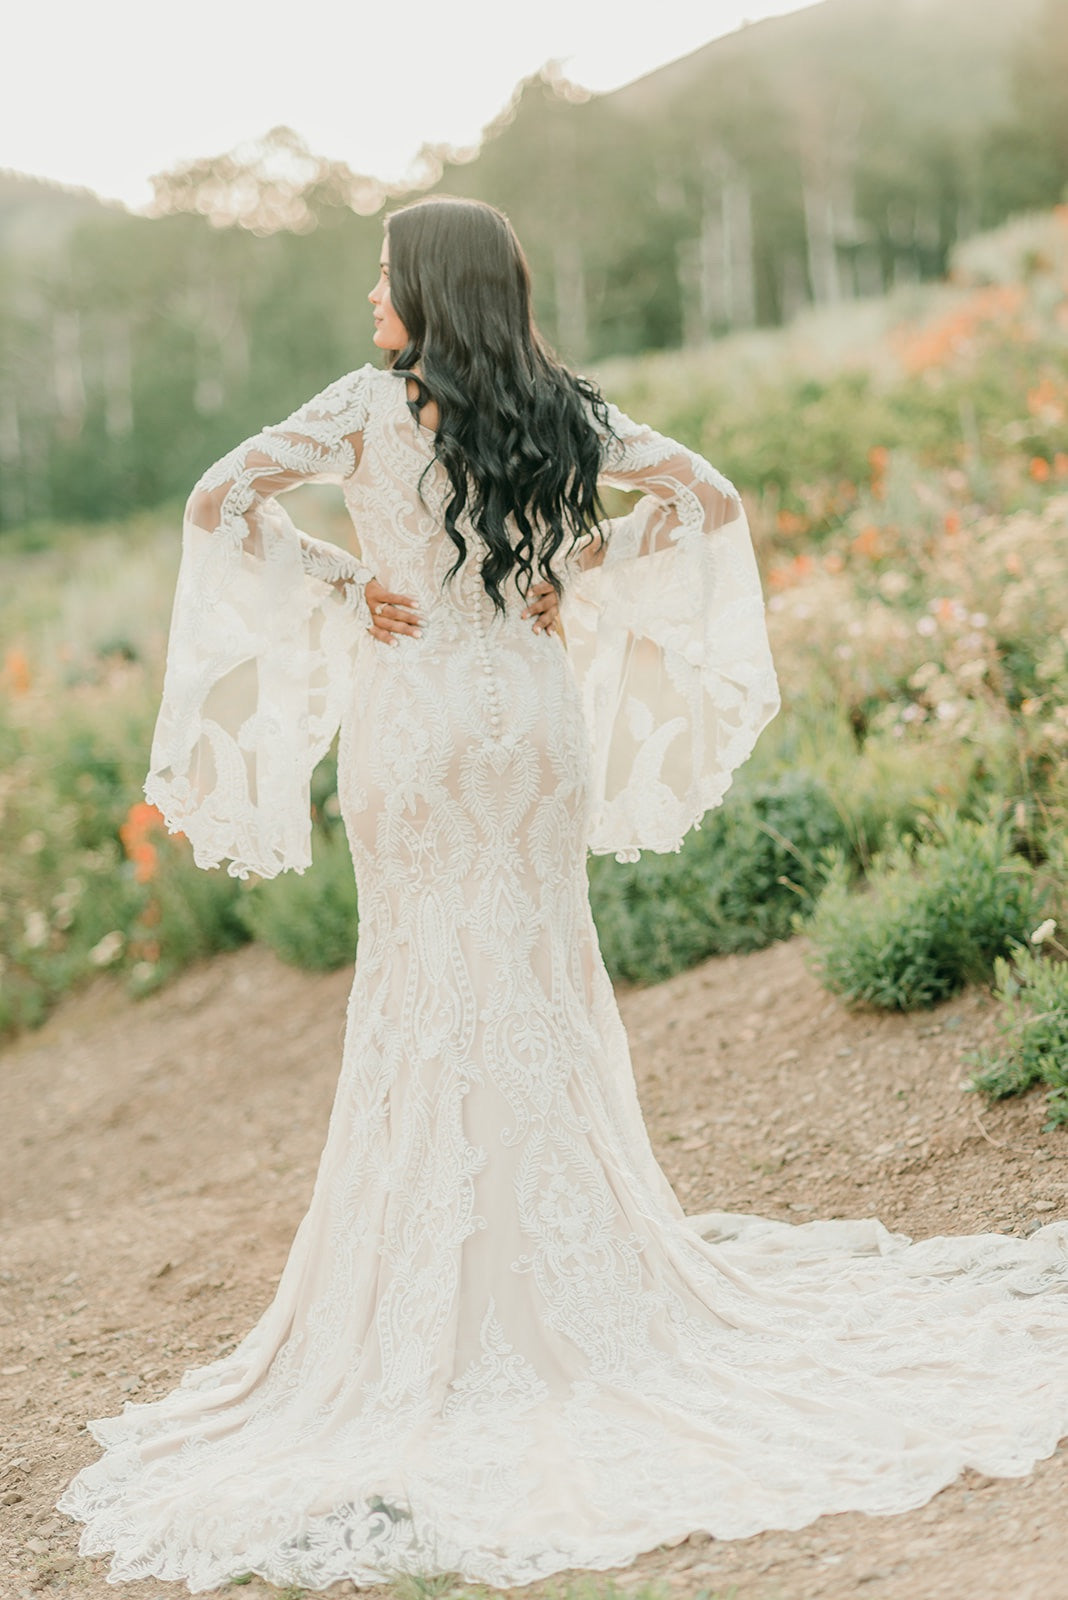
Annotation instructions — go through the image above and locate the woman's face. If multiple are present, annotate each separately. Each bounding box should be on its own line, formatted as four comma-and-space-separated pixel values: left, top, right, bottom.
368, 235, 409, 352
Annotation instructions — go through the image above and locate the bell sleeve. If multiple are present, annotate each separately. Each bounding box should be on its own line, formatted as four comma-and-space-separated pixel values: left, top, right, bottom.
143, 364, 376, 881
560, 401, 781, 861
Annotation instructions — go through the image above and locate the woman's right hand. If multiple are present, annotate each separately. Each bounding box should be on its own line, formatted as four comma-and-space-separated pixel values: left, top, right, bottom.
364, 578, 422, 645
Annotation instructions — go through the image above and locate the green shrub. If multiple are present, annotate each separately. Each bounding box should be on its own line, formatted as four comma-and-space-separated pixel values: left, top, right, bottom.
968, 929, 1068, 1129
0, 682, 251, 1030
803, 810, 1042, 1010
239, 826, 358, 971
136, 844, 249, 991
588, 772, 849, 985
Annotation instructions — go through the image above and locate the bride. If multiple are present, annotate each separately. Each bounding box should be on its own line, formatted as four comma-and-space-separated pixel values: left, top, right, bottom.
58, 196, 1068, 1593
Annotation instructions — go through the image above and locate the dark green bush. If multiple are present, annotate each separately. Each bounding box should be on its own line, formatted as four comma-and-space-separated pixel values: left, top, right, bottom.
142, 845, 249, 986
803, 810, 1042, 1010
239, 826, 358, 971
968, 935, 1068, 1129
588, 772, 849, 984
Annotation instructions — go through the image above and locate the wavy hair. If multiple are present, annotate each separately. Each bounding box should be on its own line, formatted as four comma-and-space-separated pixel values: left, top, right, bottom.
383, 196, 614, 611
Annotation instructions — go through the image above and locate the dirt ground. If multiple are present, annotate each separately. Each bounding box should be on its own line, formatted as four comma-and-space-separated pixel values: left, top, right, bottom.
1, 936, 1066, 1600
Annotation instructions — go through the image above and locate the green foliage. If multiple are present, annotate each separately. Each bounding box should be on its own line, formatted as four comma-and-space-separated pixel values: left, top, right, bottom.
803, 811, 1042, 1010
138, 847, 249, 991
589, 773, 849, 985
0, 678, 248, 1036
238, 827, 358, 971
968, 939, 1068, 1128
969, 940, 1068, 1128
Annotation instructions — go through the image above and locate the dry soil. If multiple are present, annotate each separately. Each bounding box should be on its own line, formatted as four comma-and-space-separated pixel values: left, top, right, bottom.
1, 937, 1066, 1600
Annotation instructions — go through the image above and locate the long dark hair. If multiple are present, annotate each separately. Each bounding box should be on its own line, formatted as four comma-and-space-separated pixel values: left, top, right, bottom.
383, 196, 614, 611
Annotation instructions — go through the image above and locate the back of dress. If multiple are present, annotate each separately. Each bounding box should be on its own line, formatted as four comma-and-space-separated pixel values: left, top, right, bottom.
145, 360, 780, 882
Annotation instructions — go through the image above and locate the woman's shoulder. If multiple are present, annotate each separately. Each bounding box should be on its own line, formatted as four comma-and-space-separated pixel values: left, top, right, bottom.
273, 363, 394, 433
300, 362, 388, 419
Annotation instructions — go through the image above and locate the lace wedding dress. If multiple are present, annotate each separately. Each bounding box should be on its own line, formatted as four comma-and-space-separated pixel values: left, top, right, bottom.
58, 365, 1068, 1591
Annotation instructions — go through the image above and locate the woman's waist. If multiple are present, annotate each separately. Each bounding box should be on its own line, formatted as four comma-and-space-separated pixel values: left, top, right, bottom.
380, 590, 560, 653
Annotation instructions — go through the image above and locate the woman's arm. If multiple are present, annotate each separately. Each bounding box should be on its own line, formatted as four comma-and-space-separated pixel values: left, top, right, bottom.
576, 402, 741, 571
560, 396, 779, 861
185, 365, 387, 631
146, 366, 393, 879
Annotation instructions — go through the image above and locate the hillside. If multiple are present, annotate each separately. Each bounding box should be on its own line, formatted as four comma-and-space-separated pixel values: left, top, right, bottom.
3, 0, 1065, 531
0, 170, 121, 254
1, 937, 1065, 1597
613, 0, 1038, 128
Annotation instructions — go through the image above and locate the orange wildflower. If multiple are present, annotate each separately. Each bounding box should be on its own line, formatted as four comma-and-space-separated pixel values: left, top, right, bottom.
119, 801, 168, 884
1026, 376, 1063, 418
767, 552, 814, 590
1029, 456, 1051, 482
776, 509, 808, 536
851, 525, 882, 559
2, 647, 31, 695
943, 511, 961, 536
892, 284, 1026, 375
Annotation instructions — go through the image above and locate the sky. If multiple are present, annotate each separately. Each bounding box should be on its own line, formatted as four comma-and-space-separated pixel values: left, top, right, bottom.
4, 0, 817, 210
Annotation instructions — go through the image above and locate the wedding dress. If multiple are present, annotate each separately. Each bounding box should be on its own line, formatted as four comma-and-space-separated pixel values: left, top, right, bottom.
58, 364, 1068, 1592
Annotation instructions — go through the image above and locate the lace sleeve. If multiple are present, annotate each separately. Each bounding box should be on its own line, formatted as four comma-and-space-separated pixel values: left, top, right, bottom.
144, 365, 376, 881
560, 402, 781, 861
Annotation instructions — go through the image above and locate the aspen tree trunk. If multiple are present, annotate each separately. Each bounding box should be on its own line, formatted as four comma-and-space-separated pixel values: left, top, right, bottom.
802, 170, 842, 306
102, 312, 133, 439
52, 309, 86, 437
0, 386, 24, 526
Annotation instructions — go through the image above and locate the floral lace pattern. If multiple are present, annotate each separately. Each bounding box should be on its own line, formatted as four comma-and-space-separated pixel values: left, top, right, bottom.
58, 366, 1068, 1593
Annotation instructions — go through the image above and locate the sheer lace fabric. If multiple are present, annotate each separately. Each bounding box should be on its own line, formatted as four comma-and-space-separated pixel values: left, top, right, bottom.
144, 373, 376, 880
59, 365, 1068, 1592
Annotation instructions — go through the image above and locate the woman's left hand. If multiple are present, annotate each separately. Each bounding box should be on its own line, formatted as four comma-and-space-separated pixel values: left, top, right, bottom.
522, 581, 560, 635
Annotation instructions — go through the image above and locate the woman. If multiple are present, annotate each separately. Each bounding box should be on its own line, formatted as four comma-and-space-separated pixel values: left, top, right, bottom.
59, 197, 1068, 1592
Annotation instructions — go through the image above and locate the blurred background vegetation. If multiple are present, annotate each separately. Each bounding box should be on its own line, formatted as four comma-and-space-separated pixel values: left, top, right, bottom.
2, 0, 1067, 1119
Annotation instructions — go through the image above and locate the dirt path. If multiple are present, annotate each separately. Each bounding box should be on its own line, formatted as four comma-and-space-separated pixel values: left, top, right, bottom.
1, 938, 1065, 1600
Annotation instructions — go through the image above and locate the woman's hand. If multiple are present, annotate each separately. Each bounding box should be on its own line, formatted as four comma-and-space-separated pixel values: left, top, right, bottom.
523, 580, 560, 635
361, 576, 558, 643
364, 577, 422, 645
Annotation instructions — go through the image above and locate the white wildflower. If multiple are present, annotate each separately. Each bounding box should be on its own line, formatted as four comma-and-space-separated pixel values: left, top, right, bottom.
23, 910, 49, 949
878, 570, 910, 600
1030, 919, 1058, 946
88, 930, 125, 967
